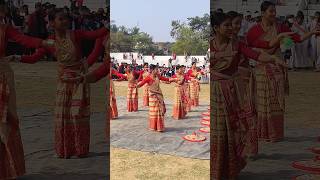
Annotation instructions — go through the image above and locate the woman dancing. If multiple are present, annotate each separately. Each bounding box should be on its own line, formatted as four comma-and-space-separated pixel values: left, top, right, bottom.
211, 11, 278, 180
19, 8, 108, 158
0, 0, 53, 179
136, 65, 175, 132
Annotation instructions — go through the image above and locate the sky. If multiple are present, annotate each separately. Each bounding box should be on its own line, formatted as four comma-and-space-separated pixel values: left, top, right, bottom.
111, 0, 209, 42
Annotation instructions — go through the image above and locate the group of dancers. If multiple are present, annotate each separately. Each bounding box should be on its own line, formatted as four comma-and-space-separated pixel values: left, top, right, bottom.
105, 61, 203, 132
211, 1, 320, 179
0, 2, 109, 179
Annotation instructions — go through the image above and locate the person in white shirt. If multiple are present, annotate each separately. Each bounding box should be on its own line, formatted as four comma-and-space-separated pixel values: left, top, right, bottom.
309, 12, 320, 71
239, 11, 251, 38
290, 11, 313, 69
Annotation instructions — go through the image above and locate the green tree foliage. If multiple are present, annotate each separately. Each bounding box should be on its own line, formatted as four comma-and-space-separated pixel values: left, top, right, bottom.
111, 13, 210, 55
110, 24, 158, 54
171, 13, 210, 55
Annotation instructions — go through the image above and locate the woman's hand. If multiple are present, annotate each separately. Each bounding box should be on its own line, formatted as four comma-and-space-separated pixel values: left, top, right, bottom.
277, 32, 295, 40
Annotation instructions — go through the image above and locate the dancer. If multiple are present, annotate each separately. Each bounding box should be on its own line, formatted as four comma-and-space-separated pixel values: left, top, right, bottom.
62, 58, 110, 137
136, 65, 174, 132
0, 1, 53, 179
124, 65, 141, 112
246, 1, 320, 142
290, 11, 313, 70
309, 12, 320, 71
87, 37, 107, 67
182, 65, 191, 112
211, 11, 279, 180
140, 63, 150, 107
171, 65, 186, 119
84, 36, 122, 120
110, 64, 126, 119
19, 8, 108, 158
227, 11, 259, 157
187, 62, 202, 107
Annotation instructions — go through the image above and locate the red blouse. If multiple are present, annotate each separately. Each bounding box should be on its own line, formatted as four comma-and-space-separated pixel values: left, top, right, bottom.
187, 69, 197, 78
87, 36, 107, 67
184, 74, 191, 81
212, 40, 260, 75
247, 23, 301, 50
21, 28, 108, 63
92, 60, 110, 82
6, 26, 43, 47
137, 70, 148, 81
187, 69, 205, 77
126, 70, 141, 80
139, 75, 169, 87
0, 25, 43, 58
111, 69, 126, 80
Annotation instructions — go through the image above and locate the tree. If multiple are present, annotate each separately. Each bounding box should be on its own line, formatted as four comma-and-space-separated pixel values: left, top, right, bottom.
110, 23, 157, 54
187, 13, 211, 40
170, 14, 210, 55
132, 32, 157, 54
110, 31, 134, 52
170, 20, 183, 39
110, 13, 210, 56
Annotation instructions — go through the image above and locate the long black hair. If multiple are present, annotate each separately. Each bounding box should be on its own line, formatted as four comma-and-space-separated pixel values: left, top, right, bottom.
211, 12, 230, 34
227, 11, 240, 20
149, 64, 158, 71
261, 1, 275, 12
48, 8, 69, 21
297, 11, 304, 19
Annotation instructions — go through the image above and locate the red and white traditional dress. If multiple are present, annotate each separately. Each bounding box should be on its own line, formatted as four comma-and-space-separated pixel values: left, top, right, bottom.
290, 21, 312, 68
110, 69, 126, 119
140, 70, 150, 107
247, 22, 301, 142
0, 25, 44, 180
235, 37, 258, 156
183, 74, 192, 112
211, 37, 265, 180
172, 73, 186, 119
187, 68, 201, 107
21, 28, 108, 158
138, 75, 170, 132
126, 70, 140, 112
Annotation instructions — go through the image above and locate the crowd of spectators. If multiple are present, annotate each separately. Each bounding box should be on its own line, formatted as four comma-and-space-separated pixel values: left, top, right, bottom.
5, 1, 109, 59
